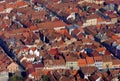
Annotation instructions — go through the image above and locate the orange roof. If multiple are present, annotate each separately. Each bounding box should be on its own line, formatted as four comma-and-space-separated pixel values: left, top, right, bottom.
29, 25, 38, 31
37, 21, 68, 29
0, 6, 4, 12
102, 55, 112, 62
82, 38, 91, 43
116, 40, 120, 45
1, 23, 7, 29
43, 70, 50, 75
78, 27, 84, 32
30, 47, 36, 52
72, 7, 79, 12
15, 1, 28, 8
64, 30, 72, 38
70, 70, 77, 75
27, 63, 33, 69
96, 47, 106, 52
23, 32, 30, 38
104, 50, 111, 55
112, 59, 120, 65
86, 57, 95, 64
78, 59, 87, 67
66, 8, 71, 14
112, 35, 119, 40
97, 17, 103, 22
48, 48, 59, 55
0, 61, 2, 64
55, 29, 68, 35
22, 46, 29, 52
32, 72, 37, 77
96, 24, 101, 30
94, 56, 102, 62
5, 3, 15, 8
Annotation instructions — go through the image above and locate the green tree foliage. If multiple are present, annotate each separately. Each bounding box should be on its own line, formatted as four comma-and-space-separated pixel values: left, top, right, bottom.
42, 75, 50, 81
10, 75, 23, 81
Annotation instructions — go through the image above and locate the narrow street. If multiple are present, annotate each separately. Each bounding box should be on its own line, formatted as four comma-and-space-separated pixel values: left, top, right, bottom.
0, 38, 25, 70
84, 28, 120, 59
40, 4, 71, 24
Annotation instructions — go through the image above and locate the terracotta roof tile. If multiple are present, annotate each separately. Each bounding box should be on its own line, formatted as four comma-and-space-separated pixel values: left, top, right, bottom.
81, 66, 98, 75
86, 57, 95, 65
5, 3, 15, 8
78, 59, 87, 67
112, 59, 120, 65
102, 55, 112, 62
48, 48, 59, 55
37, 21, 68, 29
111, 35, 119, 40
94, 56, 103, 62
66, 53, 78, 62
15, 1, 28, 8
96, 47, 106, 52
0, 6, 4, 12
30, 47, 36, 52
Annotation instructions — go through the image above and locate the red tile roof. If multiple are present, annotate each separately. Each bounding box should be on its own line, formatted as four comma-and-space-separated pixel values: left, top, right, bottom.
0, 6, 4, 12
15, 1, 28, 8
5, 3, 15, 9
94, 56, 103, 62
37, 21, 68, 29
78, 59, 87, 67
86, 57, 95, 65
48, 48, 59, 55
96, 47, 106, 52
102, 55, 112, 62
112, 59, 120, 65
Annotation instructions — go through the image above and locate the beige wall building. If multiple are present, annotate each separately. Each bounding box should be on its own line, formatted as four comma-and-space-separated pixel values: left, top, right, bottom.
7, 62, 19, 73
102, 55, 112, 69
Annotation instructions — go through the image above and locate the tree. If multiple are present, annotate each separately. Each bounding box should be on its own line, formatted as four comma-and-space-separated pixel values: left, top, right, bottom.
42, 75, 50, 81
10, 75, 23, 81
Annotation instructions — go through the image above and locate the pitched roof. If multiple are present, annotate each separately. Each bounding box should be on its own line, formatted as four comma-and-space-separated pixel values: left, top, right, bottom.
112, 59, 120, 65
5, 3, 15, 9
48, 48, 59, 55
15, 1, 28, 8
81, 66, 98, 75
0, 6, 4, 12
86, 57, 95, 65
96, 47, 106, 52
53, 57, 65, 65
66, 53, 78, 62
78, 59, 87, 67
37, 21, 68, 29
102, 55, 112, 62
93, 56, 103, 62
